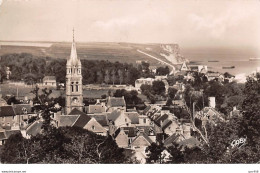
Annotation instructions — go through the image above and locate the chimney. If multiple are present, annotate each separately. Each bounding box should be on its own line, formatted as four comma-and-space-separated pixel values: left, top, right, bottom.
208, 97, 216, 108
233, 106, 237, 111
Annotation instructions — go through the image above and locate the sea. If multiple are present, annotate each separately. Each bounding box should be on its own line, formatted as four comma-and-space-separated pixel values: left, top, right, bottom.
181, 47, 260, 82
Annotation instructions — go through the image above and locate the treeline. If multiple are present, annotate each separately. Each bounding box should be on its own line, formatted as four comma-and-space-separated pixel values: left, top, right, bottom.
0, 53, 156, 85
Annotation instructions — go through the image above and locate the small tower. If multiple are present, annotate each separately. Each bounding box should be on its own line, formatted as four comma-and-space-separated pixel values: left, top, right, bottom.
65, 29, 83, 114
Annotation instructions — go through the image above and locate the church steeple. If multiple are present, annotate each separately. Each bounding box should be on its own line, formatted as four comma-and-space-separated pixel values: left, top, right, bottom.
65, 28, 83, 114
67, 28, 81, 67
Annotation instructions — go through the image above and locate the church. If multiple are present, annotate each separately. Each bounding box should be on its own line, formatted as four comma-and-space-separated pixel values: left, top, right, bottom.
65, 30, 84, 114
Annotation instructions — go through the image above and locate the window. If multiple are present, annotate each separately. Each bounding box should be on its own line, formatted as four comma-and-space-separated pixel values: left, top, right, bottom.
76, 82, 79, 92
71, 82, 74, 92
125, 118, 127, 122
143, 118, 146, 124
92, 125, 95, 130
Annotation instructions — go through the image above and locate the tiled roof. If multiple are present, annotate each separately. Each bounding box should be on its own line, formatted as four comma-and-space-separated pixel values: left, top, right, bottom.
0, 106, 16, 117
59, 115, 80, 127
164, 133, 185, 147
154, 114, 169, 127
125, 112, 139, 124
131, 132, 153, 146
26, 120, 43, 136
143, 105, 151, 115
13, 104, 33, 115
43, 76, 56, 81
69, 108, 91, 128
178, 137, 200, 148
114, 127, 136, 138
107, 97, 126, 107
122, 127, 136, 137
89, 114, 108, 127
88, 105, 106, 114
162, 120, 173, 131
136, 126, 156, 136
107, 110, 122, 122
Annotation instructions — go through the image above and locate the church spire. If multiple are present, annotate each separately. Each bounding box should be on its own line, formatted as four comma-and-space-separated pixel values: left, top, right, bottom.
73, 28, 75, 43
67, 28, 80, 66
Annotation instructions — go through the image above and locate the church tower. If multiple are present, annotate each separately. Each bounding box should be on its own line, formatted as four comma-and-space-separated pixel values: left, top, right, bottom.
66, 29, 83, 114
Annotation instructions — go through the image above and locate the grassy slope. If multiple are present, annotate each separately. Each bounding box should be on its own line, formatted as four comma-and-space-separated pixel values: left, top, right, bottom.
0, 42, 179, 66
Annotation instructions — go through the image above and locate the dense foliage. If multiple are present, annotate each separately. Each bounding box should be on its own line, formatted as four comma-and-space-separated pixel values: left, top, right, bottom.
0, 127, 129, 164
0, 53, 154, 85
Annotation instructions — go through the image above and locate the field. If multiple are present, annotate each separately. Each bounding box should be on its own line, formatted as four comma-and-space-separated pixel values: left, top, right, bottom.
0, 41, 183, 67
0, 83, 148, 100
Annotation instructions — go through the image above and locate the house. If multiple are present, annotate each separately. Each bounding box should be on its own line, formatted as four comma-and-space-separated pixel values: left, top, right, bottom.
195, 106, 225, 126
206, 72, 224, 82
58, 115, 80, 127
113, 127, 136, 148
124, 112, 140, 126
0, 89, 7, 106
163, 132, 200, 149
87, 103, 106, 114
189, 65, 208, 73
69, 108, 107, 136
123, 148, 147, 164
155, 75, 167, 81
89, 114, 109, 130
42, 76, 56, 87
0, 105, 18, 129
172, 99, 186, 108
162, 119, 179, 136
106, 96, 126, 112
138, 115, 152, 126
13, 104, 36, 127
107, 109, 131, 128
114, 128, 129, 148
135, 78, 155, 91
163, 133, 186, 147
130, 132, 153, 158
22, 120, 43, 139
136, 126, 156, 143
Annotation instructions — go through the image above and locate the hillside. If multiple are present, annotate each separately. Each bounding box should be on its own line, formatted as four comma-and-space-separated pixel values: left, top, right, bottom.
0, 42, 187, 66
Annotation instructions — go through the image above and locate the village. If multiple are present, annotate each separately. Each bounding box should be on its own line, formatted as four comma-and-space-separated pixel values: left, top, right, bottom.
0, 35, 243, 164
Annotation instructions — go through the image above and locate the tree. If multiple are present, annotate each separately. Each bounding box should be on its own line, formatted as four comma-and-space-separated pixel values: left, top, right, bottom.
146, 143, 166, 163
168, 87, 178, 100
167, 144, 185, 163
96, 71, 104, 84
104, 69, 110, 84
0, 127, 129, 164
152, 80, 165, 96
111, 69, 116, 85
118, 69, 124, 85
156, 66, 170, 76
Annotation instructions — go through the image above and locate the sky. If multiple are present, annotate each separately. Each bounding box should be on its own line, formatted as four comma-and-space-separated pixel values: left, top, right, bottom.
0, 0, 260, 49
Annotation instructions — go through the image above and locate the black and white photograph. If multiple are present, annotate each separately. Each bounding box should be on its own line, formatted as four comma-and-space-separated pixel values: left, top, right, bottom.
0, 0, 259, 171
